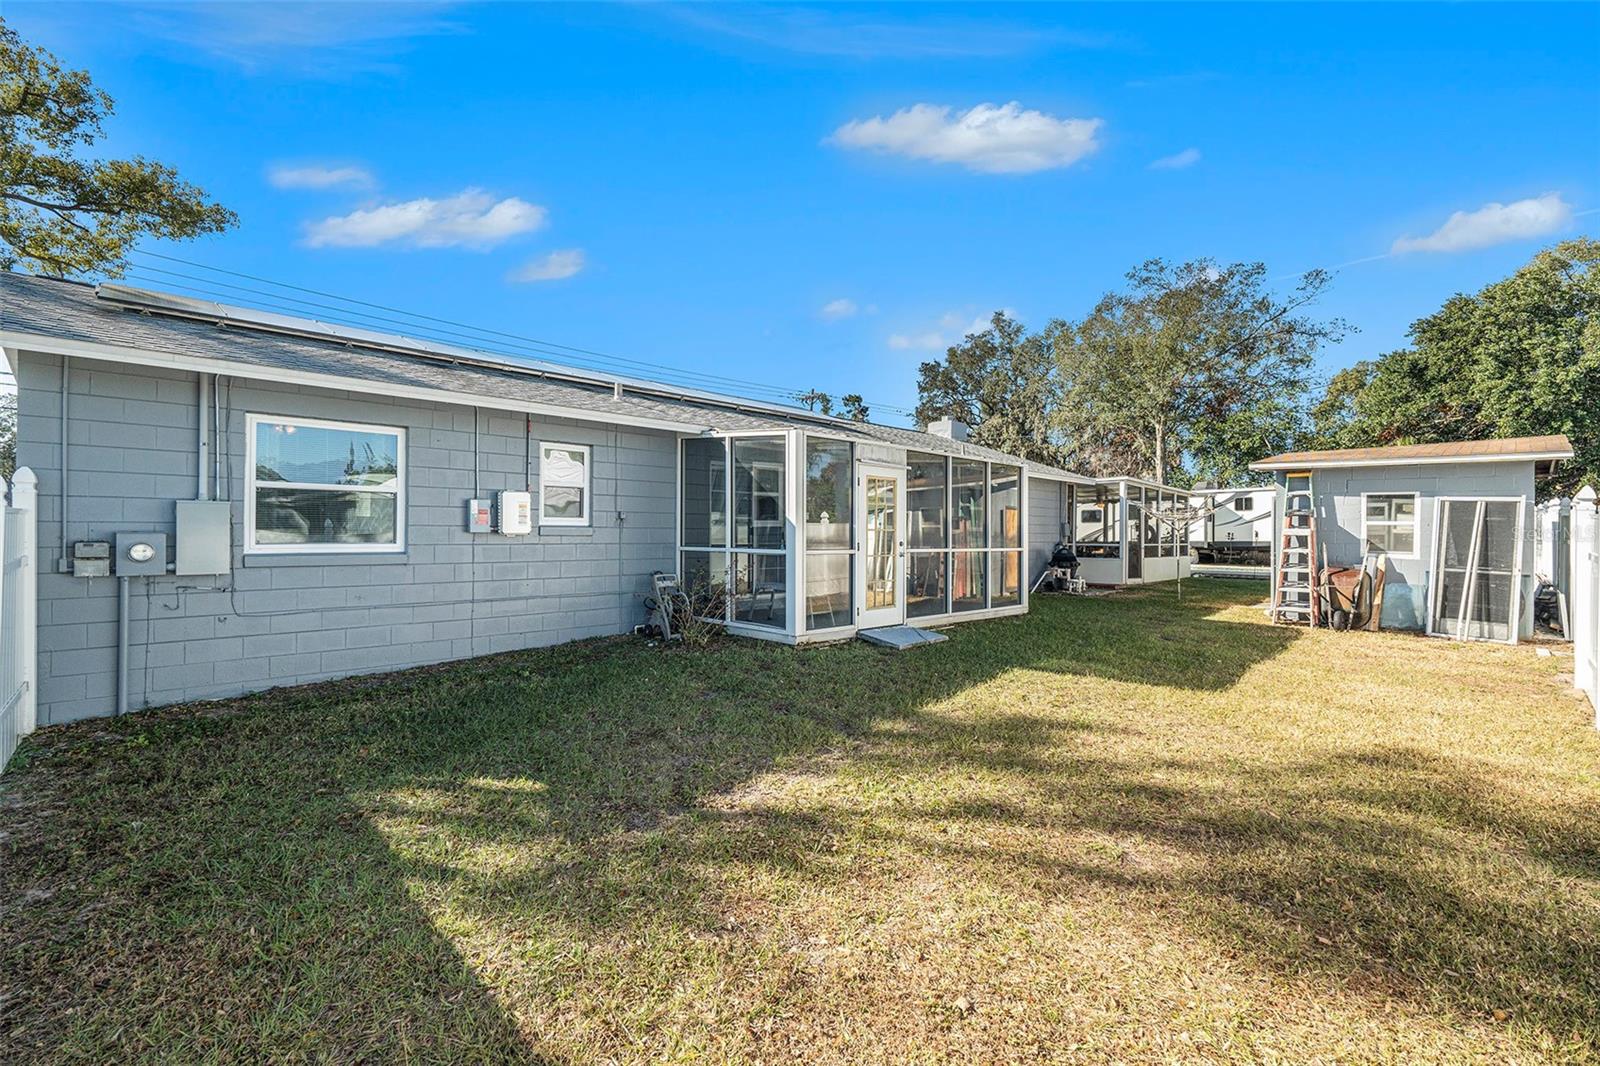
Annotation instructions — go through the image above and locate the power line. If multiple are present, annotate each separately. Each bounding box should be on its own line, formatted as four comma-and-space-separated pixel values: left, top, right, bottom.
123, 249, 917, 418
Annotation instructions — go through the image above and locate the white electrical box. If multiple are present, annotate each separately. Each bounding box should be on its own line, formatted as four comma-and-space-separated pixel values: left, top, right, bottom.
496, 490, 533, 535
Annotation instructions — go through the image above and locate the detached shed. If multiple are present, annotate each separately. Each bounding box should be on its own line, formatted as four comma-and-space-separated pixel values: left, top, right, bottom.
1250, 436, 1574, 642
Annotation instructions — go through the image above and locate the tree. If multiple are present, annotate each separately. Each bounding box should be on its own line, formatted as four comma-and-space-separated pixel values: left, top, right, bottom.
913, 311, 1066, 465
1310, 237, 1599, 497
0, 20, 236, 276
839, 393, 869, 422
1053, 259, 1346, 485
0, 390, 15, 482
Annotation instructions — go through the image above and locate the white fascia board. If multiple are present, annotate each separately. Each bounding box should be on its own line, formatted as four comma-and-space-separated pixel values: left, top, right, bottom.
1249, 453, 1570, 472
2, 345, 18, 379
0, 330, 716, 435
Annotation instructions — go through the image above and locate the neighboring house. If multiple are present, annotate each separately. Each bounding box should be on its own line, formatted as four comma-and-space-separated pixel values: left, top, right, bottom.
1187, 486, 1275, 566
2, 275, 1114, 724
1250, 437, 1574, 642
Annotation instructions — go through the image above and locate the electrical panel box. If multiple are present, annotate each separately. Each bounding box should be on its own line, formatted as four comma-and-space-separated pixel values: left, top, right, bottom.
71, 541, 111, 578
175, 500, 232, 576
497, 491, 533, 536
115, 532, 168, 577
466, 498, 493, 534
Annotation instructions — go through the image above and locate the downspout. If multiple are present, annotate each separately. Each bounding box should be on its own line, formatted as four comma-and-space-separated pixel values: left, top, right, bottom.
58, 355, 70, 571
197, 372, 212, 499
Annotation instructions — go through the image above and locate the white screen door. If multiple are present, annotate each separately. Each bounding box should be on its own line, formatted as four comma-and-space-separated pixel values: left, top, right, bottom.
857, 466, 905, 628
1428, 497, 1524, 643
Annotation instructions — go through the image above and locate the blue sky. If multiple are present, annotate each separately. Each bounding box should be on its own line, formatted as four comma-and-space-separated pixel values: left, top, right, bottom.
9, 2, 1599, 423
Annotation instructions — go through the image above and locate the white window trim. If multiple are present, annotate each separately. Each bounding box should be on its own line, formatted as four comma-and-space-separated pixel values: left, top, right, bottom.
538, 441, 592, 527
244, 413, 406, 555
1360, 491, 1421, 560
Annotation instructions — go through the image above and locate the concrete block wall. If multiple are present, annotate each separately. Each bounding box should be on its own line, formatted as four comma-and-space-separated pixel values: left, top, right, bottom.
17, 350, 679, 724
1309, 461, 1537, 633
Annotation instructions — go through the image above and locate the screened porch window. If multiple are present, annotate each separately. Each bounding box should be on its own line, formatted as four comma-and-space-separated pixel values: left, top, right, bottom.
804, 438, 852, 630
682, 435, 788, 629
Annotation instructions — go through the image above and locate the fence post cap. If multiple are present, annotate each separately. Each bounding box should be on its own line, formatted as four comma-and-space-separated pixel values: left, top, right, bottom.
11, 466, 39, 488
1578, 485, 1599, 504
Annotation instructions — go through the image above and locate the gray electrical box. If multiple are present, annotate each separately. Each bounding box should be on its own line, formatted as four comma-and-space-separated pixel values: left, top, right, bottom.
71, 541, 111, 578
466, 498, 493, 533
175, 500, 232, 575
115, 532, 168, 577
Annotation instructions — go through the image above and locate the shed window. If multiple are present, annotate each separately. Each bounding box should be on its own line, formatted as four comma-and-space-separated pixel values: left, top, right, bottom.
1236, 496, 1254, 512
540, 443, 591, 525
247, 414, 404, 553
1363, 493, 1419, 557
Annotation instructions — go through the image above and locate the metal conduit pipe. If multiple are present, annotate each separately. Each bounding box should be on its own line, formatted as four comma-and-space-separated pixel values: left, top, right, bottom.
59, 354, 70, 570
116, 576, 130, 716
198, 372, 212, 499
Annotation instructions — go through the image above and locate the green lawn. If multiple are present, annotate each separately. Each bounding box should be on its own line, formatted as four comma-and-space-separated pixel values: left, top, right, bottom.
3, 580, 1598, 1063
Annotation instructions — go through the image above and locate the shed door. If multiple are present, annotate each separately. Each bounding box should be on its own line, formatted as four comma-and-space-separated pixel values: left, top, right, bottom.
1428, 498, 1523, 643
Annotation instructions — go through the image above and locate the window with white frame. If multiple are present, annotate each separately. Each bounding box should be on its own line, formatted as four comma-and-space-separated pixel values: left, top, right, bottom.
1363, 492, 1419, 556
247, 414, 404, 553
539, 443, 590, 525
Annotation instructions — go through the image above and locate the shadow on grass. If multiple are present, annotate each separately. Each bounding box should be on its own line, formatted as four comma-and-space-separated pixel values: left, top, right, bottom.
10, 580, 1594, 1056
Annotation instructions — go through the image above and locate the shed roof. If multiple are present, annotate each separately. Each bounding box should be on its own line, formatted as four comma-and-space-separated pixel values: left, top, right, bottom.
1249, 435, 1573, 472
1, 272, 1092, 483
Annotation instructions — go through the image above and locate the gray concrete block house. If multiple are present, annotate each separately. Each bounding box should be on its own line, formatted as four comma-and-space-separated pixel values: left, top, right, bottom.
3, 274, 1103, 725
1251, 437, 1574, 643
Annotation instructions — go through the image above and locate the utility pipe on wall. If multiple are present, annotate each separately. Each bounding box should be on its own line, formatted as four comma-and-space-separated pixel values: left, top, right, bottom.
197, 372, 212, 500
116, 576, 130, 716
58, 354, 70, 571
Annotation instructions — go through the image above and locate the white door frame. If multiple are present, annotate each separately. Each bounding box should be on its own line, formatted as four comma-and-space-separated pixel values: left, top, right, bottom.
1425, 494, 1526, 645
856, 463, 906, 629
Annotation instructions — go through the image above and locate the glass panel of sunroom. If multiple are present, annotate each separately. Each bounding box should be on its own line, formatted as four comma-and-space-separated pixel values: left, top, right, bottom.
681, 438, 727, 548
990, 464, 1020, 548
805, 553, 852, 630
952, 550, 986, 611
805, 439, 851, 549
907, 452, 948, 549
991, 551, 1022, 607
953, 461, 987, 549
907, 551, 946, 618
733, 437, 786, 549
679, 550, 728, 619
732, 553, 786, 628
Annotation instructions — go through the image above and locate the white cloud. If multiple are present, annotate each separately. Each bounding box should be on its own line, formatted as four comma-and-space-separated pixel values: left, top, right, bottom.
268, 164, 374, 190
819, 298, 859, 320
510, 249, 586, 283
888, 308, 1015, 351
829, 102, 1103, 174
1391, 193, 1573, 255
1149, 147, 1201, 170
888, 331, 946, 351
303, 189, 546, 249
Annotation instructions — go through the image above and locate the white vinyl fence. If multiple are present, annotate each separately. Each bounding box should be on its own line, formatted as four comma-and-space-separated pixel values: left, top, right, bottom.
1572, 487, 1599, 728
1, 467, 40, 772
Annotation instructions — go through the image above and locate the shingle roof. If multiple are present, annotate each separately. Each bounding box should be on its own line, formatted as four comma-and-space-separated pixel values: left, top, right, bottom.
2, 272, 1090, 482
1250, 435, 1573, 470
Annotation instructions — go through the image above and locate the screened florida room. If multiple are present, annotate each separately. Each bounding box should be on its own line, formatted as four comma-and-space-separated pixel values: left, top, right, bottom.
1070, 476, 1195, 587
677, 432, 1030, 642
